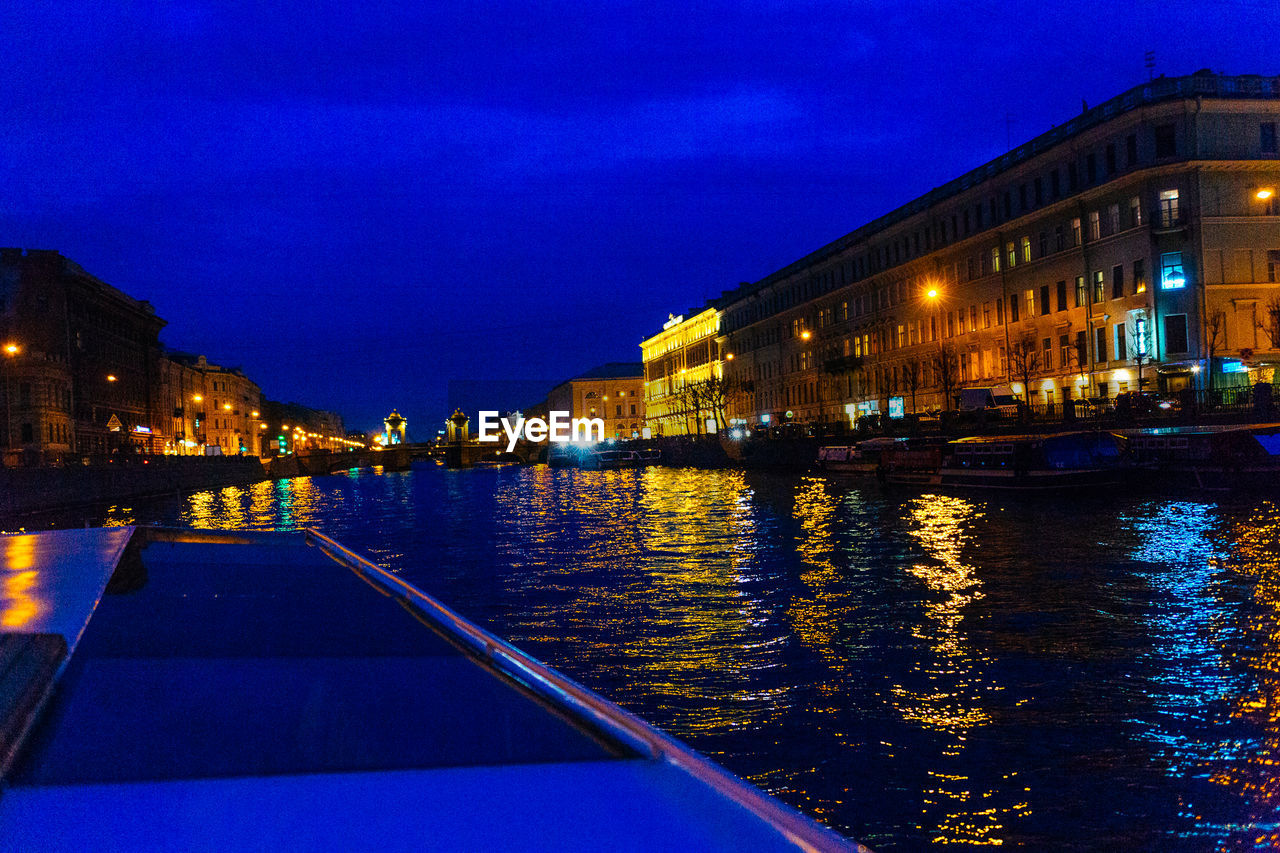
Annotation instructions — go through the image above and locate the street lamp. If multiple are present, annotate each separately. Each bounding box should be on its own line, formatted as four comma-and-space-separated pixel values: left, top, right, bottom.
4, 343, 19, 452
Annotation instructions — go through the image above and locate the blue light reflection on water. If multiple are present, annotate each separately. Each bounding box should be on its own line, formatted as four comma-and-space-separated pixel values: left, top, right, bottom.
54, 466, 1280, 850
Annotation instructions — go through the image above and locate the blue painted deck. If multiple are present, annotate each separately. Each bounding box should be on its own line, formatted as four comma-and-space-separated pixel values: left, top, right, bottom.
0, 528, 861, 851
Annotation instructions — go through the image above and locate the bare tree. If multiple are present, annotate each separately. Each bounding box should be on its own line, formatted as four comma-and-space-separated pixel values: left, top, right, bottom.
932, 344, 961, 413
902, 357, 924, 414
1205, 311, 1226, 392
1256, 296, 1280, 350
1007, 332, 1042, 418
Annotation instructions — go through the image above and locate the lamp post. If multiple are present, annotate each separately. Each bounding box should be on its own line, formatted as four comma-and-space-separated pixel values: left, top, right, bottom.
923, 283, 945, 413
4, 343, 19, 452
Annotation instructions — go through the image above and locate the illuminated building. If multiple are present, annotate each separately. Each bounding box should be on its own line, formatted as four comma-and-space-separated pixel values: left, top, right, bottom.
545, 363, 645, 439
705, 71, 1280, 426
0, 249, 165, 461
161, 354, 263, 456
640, 307, 728, 435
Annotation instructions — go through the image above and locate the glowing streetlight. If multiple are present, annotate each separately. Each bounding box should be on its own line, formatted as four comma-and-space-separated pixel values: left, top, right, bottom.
193, 394, 202, 403
1258, 188, 1275, 200
223, 403, 232, 410
106, 374, 117, 382
3, 344, 18, 356
800, 330, 812, 341
724, 353, 735, 360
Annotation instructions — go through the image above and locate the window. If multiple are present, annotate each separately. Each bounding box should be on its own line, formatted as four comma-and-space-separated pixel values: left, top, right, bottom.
947, 312, 955, 337
1154, 124, 1177, 158
1060, 334, 1072, 369
1095, 326, 1108, 362
1075, 275, 1087, 308
1076, 331, 1088, 368
1068, 163, 1079, 191
1007, 241, 1017, 268
1115, 324, 1127, 361
1160, 252, 1186, 289
1106, 143, 1116, 174
996, 298, 1004, 325
1051, 168, 1061, 199
1093, 270, 1105, 303
1134, 259, 1147, 294
1164, 314, 1189, 354
1043, 337, 1054, 370
1086, 153, 1097, 184
1057, 280, 1067, 311
1158, 189, 1180, 227
616, 404, 622, 416
1055, 225, 1065, 251
1034, 177, 1044, 206
1021, 236, 1031, 263
963, 209, 971, 235
991, 246, 1001, 273
1071, 217, 1082, 245
1009, 294, 1019, 322
1262, 122, 1277, 154
1126, 133, 1138, 167
1129, 196, 1143, 228
969, 305, 978, 333
1025, 288, 1035, 317
1089, 210, 1101, 241
1039, 285, 1050, 315
1019, 184, 1028, 211
1039, 232, 1048, 258
1112, 265, 1124, 299
1108, 203, 1120, 234
983, 302, 991, 328
1269, 250, 1280, 283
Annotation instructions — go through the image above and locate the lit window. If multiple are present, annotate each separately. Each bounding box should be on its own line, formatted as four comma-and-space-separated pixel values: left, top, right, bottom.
1159, 189, 1180, 227
1129, 196, 1143, 227
1160, 252, 1186, 289
1071, 217, 1082, 245
1021, 236, 1032, 262
991, 246, 1000, 273
1108, 204, 1120, 234
1089, 211, 1101, 241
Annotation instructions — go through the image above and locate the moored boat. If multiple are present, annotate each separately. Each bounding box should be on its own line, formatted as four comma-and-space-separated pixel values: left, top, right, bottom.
0, 526, 862, 851
1120, 422, 1280, 490
933, 430, 1128, 490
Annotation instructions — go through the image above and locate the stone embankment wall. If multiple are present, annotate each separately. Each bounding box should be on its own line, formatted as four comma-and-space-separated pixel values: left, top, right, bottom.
0, 456, 267, 517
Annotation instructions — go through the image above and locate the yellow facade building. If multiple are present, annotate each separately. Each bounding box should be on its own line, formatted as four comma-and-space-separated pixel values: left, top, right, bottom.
640, 308, 728, 435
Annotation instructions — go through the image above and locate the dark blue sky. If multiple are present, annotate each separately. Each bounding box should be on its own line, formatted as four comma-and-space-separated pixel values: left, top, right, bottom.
3, 1, 1274, 430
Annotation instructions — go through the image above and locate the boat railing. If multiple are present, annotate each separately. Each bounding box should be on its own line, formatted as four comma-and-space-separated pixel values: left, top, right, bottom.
304, 527, 864, 853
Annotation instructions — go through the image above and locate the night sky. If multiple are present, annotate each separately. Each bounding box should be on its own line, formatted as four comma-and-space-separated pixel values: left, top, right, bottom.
3, 1, 1274, 432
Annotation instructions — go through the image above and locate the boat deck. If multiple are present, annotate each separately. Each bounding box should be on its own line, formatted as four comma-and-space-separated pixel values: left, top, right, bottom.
1, 527, 858, 851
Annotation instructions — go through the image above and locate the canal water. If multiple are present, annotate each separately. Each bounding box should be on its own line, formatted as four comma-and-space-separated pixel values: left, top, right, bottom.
22, 464, 1280, 850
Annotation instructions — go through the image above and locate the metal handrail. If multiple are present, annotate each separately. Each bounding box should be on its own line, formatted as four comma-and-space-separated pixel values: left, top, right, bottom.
305, 528, 868, 853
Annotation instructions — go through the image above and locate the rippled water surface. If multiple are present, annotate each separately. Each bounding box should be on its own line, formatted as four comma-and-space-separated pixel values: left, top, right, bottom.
35, 465, 1280, 850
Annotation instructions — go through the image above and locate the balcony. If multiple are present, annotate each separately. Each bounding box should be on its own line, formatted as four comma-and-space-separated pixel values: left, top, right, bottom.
823, 355, 864, 374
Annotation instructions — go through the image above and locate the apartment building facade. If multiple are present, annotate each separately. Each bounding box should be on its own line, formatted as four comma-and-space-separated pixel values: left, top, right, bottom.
712, 71, 1280, 427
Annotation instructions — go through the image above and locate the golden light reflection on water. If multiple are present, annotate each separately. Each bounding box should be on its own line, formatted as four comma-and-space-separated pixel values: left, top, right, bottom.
898, 493, 1019, 847
1212, 500, 1280, 849
491, 467, 789, 739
